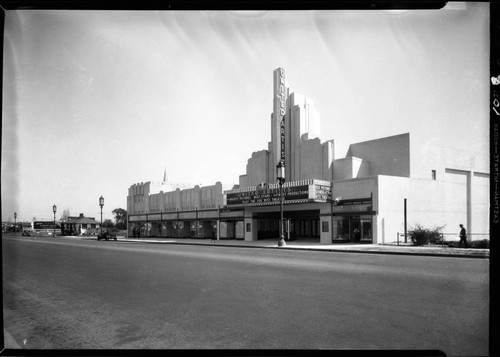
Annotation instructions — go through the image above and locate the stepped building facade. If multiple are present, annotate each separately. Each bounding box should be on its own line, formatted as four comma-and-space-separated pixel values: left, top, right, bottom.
127, 68, 489, 244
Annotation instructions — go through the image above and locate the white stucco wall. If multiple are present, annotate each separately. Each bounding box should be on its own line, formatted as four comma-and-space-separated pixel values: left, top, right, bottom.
299, 137, 323, 180
472, 172, 490, 235
128, 181, 225, 215
128, 182, 148, 214
180, 186, 200, 210
239, 174, 249, 188
163, 189, 181, 212
289, 92, 321, 143
347, 133, 410, 177
332, 139, 349, 160
200, 182, 225, 210
333, 157, 370, 180
331, 176, 377, 202
410, 133, 489, 180
321, 141, 334, 181
245, 150, 270, 187
376, 176, 410, 244
332, 158, 353, 181
376, 171, 490, 244
376, 175, 470, 244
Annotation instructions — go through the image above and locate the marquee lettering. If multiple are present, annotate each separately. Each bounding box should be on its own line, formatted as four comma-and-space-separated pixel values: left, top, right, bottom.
279, 69, 286, 116
279, 68, 286, 161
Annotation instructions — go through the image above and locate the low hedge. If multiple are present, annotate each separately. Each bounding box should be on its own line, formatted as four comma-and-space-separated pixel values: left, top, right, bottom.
447, 239, 490, 249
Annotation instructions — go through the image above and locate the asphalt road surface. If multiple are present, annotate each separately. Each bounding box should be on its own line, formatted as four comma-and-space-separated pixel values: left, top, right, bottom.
2, 236, 489, 354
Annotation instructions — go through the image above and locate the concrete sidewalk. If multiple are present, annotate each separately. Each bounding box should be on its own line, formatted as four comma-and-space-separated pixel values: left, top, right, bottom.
90, 236, 490, 258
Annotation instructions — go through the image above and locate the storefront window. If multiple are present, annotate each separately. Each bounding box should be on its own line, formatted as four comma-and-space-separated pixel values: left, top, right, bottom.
332, 215, 372, 242
332, 217, 350, 240
361, 218, 372, 240
351, 217, 361, 242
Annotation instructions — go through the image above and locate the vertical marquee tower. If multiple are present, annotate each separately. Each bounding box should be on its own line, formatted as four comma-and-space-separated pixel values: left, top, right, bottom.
271, 67, 289, 183
239, 67, 325, 188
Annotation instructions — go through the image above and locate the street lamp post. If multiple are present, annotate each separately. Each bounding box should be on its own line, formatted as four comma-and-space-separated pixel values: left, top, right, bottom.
99, 196, 104, 235
330, 197, 341, 242
277, 161, 286, 247
52, 204, 57, 237
14, 212, 17, 233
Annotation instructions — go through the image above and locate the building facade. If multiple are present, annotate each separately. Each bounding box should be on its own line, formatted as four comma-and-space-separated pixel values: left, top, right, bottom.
127, 68, 489, 244
60, 213, 101, 236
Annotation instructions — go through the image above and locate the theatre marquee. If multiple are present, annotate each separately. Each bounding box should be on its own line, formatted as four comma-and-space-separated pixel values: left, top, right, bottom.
223, 179, 332, 208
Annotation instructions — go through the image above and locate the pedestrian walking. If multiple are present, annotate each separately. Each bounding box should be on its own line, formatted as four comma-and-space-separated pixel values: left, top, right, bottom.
458, 224, 467, 248
353, 228, 361, 242
211, 227, 216, 244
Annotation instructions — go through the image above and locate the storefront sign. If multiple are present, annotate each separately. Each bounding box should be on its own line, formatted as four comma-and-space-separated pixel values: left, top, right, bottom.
315, 184, 332, 201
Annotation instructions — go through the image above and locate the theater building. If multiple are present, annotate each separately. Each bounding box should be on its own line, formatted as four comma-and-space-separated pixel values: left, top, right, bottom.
127, 68, 489, 244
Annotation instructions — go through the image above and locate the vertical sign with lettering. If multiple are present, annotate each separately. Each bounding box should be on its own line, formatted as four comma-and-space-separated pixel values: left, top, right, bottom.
279, 68, 286, 166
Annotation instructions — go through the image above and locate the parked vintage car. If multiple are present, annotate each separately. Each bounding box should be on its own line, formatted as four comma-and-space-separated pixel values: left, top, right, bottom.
97, 231, 117, 241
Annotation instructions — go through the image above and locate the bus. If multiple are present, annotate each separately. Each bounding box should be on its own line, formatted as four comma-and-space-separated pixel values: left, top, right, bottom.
31, 221, 61, 236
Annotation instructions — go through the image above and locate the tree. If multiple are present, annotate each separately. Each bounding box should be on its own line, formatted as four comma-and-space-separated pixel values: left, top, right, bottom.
112, 208, 127, 230
102, 219, 114, 229
60, 208, 70, 221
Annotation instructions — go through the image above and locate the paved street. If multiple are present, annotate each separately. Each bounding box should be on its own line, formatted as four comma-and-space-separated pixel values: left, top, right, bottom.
2, 236, 489, 354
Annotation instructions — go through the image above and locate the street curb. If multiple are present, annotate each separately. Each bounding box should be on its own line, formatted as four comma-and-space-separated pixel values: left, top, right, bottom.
103, 238, 489, 259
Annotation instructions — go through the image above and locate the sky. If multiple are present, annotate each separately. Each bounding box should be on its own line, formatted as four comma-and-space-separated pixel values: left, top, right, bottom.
2, 3, 490, 222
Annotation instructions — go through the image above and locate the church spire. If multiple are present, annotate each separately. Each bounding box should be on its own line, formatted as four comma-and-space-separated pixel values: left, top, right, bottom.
163, 167, 167, 183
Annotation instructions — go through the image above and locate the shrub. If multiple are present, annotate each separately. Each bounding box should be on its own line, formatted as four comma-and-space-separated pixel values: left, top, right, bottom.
469, 239, 490, 249
446, 239, 489, 249
408, 224, 445, 246
102, 219, 114, 229
115, 222, 127, 230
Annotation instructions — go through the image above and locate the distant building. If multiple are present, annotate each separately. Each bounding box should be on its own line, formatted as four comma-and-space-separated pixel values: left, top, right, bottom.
127, 68, 489, 244
128, 178, 235, 239
61, 213, 100, 236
